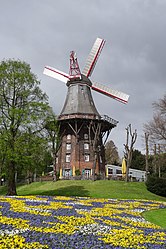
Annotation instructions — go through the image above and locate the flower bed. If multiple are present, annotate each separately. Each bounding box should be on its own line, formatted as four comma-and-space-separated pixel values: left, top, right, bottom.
0, 196, 165, 248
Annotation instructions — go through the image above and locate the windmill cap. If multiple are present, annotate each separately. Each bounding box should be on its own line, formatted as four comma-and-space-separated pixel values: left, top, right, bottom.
67, 74, 92, 87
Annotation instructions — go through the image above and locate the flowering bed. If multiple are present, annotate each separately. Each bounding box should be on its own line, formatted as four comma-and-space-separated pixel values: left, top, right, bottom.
0, 196, 165, 248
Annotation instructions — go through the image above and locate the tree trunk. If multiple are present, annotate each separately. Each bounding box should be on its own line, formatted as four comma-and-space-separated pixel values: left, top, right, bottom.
154, 144, 157, 174
53, 164, 57, 181
158, 144, 161, 178
92, 153, 97, 181
145, 133, 149, 181
125, 150, 132, 182
7, 161, 17, 195
52, 152, 57, 181
124, 124, 137, 182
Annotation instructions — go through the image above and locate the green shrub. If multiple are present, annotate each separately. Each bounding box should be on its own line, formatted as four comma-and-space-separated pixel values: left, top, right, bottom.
146, 175, 166, 197
75, 169, 81, 176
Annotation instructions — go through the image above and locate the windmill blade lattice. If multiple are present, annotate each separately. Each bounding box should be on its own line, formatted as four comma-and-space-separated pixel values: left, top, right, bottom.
92, 82, 129, 104
44, 66, 69, 83
82, 38, 105, 78
43, 37, 130, 104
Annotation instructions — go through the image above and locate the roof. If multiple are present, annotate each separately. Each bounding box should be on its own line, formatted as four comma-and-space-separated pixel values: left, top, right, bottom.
59, 77, 100, 119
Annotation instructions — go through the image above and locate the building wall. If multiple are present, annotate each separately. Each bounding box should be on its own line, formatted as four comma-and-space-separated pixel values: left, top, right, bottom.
106, 165, 146, 181
57, 122, 104, 179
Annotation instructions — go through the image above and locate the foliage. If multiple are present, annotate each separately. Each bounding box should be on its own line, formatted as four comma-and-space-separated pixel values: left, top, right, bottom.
131, 149, 146, 170
146, 175, 166, 197
105, 140, 120, 165
44, 110, 60, 181
75, 169, 81, 176
0, 59, 50, 195
145, 153, 166, 177
15, 132, 52, 183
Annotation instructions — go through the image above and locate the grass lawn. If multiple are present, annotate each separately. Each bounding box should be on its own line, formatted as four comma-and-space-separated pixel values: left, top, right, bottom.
14, 180, 166, 202
0, 180, 166, 228
142, 208, 166, 229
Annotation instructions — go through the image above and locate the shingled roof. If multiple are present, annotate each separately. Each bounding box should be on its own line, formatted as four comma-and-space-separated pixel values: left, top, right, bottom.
59, 76, 100, 119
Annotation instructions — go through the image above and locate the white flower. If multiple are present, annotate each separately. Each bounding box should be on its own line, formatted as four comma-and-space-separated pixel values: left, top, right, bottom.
77, 223, 112, 235
25, 207, 51, 213
0, 228, 28, 236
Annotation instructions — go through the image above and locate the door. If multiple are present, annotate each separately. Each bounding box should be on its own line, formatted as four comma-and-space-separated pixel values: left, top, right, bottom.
64, 169, 70, 179
85, 169, 91, 179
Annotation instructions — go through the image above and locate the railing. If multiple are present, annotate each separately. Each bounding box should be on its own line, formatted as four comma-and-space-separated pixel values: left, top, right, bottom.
101, 115, 118, 126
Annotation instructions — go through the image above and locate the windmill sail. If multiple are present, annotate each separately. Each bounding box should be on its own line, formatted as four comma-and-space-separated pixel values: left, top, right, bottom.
82, 38, 105, 78
92, 82, 129, 104
43, 66, 69, 83
43, 37, 130, 104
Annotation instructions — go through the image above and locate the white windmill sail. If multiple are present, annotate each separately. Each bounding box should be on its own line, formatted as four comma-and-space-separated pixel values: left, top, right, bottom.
43, 37, 130, 105
43, 66, 69, 83
92, 82, 129, 104
82, 38, 105, 78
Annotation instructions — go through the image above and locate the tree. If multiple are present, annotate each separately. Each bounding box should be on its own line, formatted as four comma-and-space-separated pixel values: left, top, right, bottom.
15, 130, 52, 183
145, 132, 149, 181
105, 140, 120, 165
144, 94, 166, 146
144, 95, 166, 179
124, 124, 137, 182
44, 109, 60, 181
130, 149, 145, 171
0, 59, 50, 195
88, 121, 102, 181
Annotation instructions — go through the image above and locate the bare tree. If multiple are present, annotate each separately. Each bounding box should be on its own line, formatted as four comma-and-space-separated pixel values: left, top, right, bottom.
88, 121, 102, 181
145, 133, 149, 181
144, 94, 166, 146
124, 124, 137, 182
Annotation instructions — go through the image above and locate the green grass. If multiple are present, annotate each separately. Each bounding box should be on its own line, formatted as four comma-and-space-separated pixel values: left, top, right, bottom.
1, 180, 165, 228
13, 180, 166, 202
142, 209, 166, 229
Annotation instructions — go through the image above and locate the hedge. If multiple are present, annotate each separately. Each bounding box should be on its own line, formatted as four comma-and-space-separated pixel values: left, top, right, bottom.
146, 175, 166, 197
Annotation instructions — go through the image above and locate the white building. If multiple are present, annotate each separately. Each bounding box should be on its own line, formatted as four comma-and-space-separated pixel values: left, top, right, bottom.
106, 165, 146, 181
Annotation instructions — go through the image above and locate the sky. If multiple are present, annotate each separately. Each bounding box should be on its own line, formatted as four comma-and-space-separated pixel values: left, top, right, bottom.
1, 0, 166, 157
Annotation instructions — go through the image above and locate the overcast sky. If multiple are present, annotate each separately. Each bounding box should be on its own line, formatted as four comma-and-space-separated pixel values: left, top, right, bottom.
1, 0, 166, 156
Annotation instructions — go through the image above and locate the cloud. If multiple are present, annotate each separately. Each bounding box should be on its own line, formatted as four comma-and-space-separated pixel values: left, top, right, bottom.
0, 0, 165, 156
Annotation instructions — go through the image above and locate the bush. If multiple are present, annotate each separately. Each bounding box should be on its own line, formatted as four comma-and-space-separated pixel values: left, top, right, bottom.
75, 169, 81, 176
146, 175, 166, 197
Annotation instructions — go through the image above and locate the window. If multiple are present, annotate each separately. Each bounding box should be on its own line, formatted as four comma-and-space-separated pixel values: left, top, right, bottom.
66, 154, 71, 163
108, 168, 113, 175
84, 133, 88, 140
84, 143, 89, 150
67, 134, 71, 140
84, 154, 90, 162
116, 169, 122, 175
66, 143, 71, 150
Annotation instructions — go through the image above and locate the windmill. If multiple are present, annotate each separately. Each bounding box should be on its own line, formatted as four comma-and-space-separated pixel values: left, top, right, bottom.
44, 38, 129, 180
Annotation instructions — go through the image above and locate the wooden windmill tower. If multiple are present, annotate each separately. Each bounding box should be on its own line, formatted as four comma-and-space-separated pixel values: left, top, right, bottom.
44, 38, 129, 180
